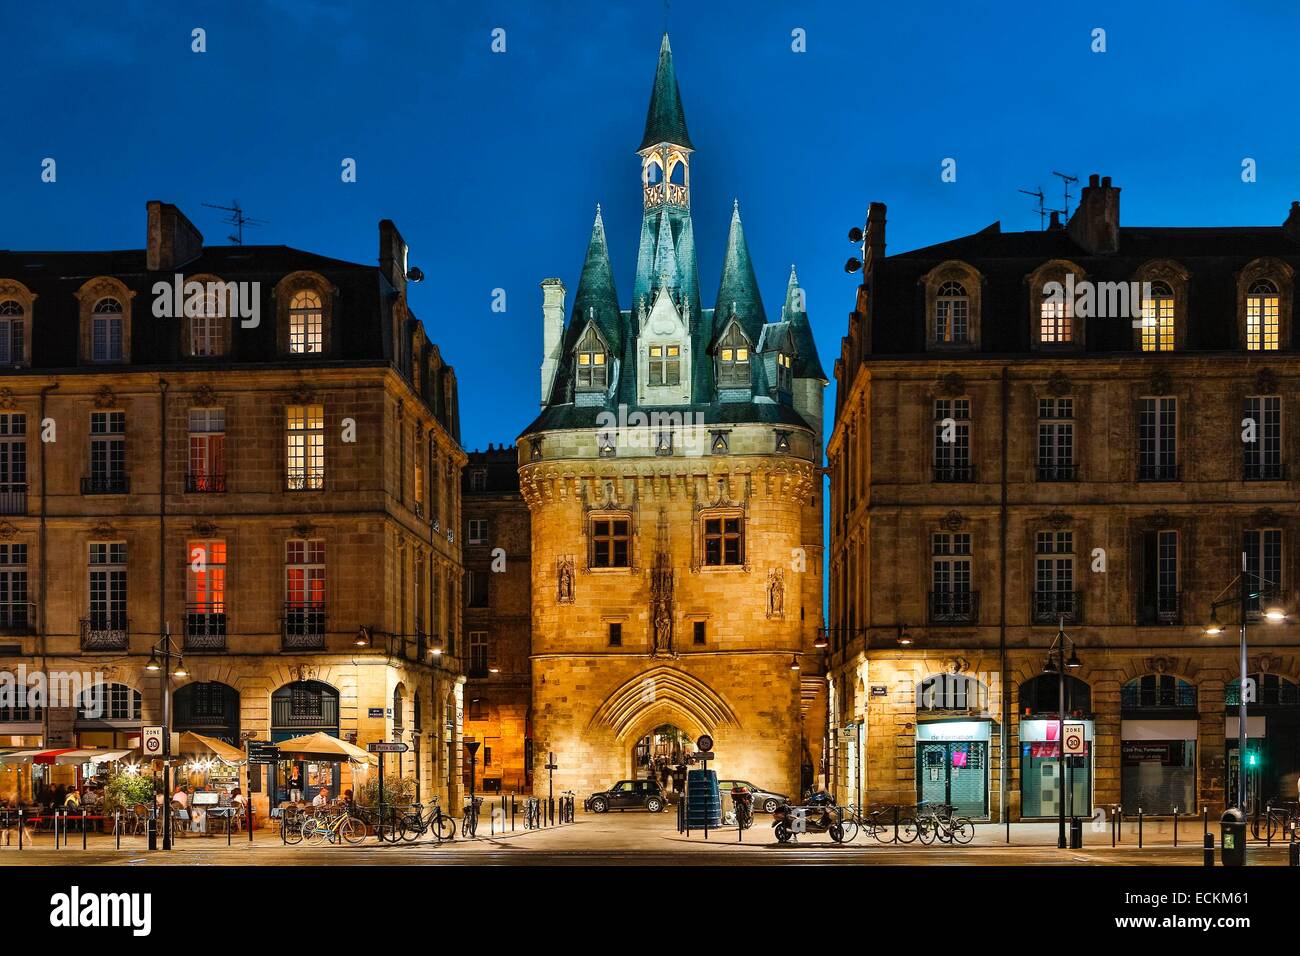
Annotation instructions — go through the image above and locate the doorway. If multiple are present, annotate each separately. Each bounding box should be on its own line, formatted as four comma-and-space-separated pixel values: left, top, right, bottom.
918, 741, 988, 816
633, 724, 694, 793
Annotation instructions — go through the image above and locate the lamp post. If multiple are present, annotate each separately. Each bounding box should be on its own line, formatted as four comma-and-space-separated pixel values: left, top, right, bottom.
144, 624, 187, 851
1204, 552, 1286, 812
1043, 618, 1081, 849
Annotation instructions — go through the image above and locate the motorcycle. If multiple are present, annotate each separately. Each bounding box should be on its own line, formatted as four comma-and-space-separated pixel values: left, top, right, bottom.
771, 798, 855, 844
724, 784, 755, 829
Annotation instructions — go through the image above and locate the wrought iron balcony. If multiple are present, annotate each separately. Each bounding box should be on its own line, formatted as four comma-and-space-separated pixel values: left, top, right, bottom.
1138, 589, 1183, 626
1121, 682, 1198, 710
1036, 464, 1076, 482
0, 601, 36, 634
185, 473, 227, 493
1137, 463, 1180, 482
933, 463, 975, 483
928, 590, 979, 625
81, 474, 129, 495
184, 603, 228, 651
0, 483, 27, 515
282, 602, 326, 650
1243, 460, 1285, 481
1031, 590, 1083, 624
285, 473, 324, 492
80, 614, 128, 651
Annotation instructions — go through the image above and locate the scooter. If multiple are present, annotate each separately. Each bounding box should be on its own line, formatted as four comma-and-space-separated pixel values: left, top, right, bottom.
771, 799, 849, 843
724, 784, 754, 829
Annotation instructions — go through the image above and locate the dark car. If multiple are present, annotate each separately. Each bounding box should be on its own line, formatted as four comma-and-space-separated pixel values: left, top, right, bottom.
585, 779, 665, 813
718, 779, 787, 814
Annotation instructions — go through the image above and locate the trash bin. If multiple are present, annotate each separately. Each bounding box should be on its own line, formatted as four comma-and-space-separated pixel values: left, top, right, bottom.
1069, 817, 1083, 849
1220, 808, 1246, 867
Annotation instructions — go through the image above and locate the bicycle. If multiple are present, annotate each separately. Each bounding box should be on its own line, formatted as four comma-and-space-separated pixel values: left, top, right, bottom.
1251, 802, 1298, 841
461, 796, 483, 838
398, 798, 457, 843
914, 802, 974, 845
302, 807, 367, 846
523, 796, 541, 829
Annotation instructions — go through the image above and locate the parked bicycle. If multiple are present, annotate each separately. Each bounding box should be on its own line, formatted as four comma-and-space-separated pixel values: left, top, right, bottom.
914, 802, 974, 845
523, 796, 541, 829
397, 797, 457, 843
302, 807, 367, 846
1252, 802, 1299, 841
461, 795, 483, 838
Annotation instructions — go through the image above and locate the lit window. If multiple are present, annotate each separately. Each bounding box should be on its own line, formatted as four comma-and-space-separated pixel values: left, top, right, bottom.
648, 344, 681, 386
576, 327, 607, 391
190, 291, 226, 357
289, 291, 323, 354
776, 351, 793, 391
935, 282, 969, 344
0, 300, 25, 365
702, 514, 744, 567
591, 516, 631, 568
285, 404, 325, 490
1040, 289, 1073, 344
1246, 279, 1280, 351
91, 298, 125, 362
1140, 281, 1175, 352
186, 539, 227, 611
188, 408, 225, 493
717, 325, 751, 388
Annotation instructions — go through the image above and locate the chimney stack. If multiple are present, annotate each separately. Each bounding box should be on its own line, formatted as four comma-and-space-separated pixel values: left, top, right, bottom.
539, 278, 566, 405
865, 202, 887, 266
1284, 202, 1300, 243
1066, 173, 1121, 254
146, 201, 203, 272
379, 219, 409, 298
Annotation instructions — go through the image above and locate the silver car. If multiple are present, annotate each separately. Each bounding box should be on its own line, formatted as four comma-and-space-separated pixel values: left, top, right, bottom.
718, 779, 786, 814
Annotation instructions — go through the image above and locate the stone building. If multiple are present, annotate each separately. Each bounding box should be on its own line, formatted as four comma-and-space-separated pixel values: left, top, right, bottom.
462, 444, 532, 794
0, 201, 466, 820
829, 177, 1300, 821
518, 35, 828, 800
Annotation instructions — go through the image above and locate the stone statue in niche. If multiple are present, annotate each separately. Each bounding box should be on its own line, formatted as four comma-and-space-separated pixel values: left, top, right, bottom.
767, 568, 785, 618
557, 556, 575, 604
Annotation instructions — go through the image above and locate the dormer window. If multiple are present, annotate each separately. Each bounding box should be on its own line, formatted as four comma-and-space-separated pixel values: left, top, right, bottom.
1040, 292, 1072, 344
648, 344, 681, 387
91, 298, 125, 363
289, 291, 323, 354
935, 282, 969, 344
1246, 279, 1280, 351
776, 351, 793, 392
575, 327, 608, 392
0, 300, 25, 365
1140, 281, 1175, 352
717, 324, 751, 388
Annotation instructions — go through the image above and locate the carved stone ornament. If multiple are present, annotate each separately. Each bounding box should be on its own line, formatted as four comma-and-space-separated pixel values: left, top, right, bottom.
1046, 371, 1072, 397
1148, 509, 1172, 529
293, 521, 314, 538
0, 522, 17, 540
293, 664, 319, 682
556, 555, 575, 604
1255, 655, 1275, 674
93, 385, 116, 409
1253, 508, 1282, 527
0, 388, 17, 410
192, 520, 217, 537
289, 386, 314, 406
1255, 368, 1278, 395
90, 522, 116, 538
1046, 510, 1072, 530
940, 510, 964, 532
1149, 368, 1173, 396
1146, 656, 1170, 675
766, 567, 785, 619
934, 372, 966, 398
192, 384, 218, 407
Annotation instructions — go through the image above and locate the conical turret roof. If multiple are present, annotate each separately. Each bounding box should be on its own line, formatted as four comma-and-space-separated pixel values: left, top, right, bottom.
781, 264, 826, 381
573, 205, 622, 353
639, 34, 693, 151
714, 200, 766, 345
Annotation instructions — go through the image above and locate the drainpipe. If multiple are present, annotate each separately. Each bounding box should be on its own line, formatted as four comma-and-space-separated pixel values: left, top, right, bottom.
158, 378, 168, 674
999, 366, 1009, 824
37, 382, 58, 715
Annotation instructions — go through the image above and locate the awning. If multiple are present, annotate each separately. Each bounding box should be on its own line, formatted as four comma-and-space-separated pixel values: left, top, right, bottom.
33, 749, 81, 765
273, 732, 374, 763
0, 749, 49, 764
53, 748, 134, 766
177, 732, 246, 765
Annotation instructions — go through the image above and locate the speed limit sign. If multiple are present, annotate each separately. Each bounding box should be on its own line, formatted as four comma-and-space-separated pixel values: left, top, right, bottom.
1062, 721, 1086, 756
143, 725, 167, 757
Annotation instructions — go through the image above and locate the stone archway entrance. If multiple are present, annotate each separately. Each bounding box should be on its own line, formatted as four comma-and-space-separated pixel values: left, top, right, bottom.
633, 723, 697, 791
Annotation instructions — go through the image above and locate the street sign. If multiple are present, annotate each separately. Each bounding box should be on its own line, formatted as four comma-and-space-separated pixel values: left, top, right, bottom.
465, 740, 481, 755
246, 741, 280, 763
870, 685, 889, 697
367, 707, 384, 718
696, 734, 714, 753
544, 750, 557, 771
367, 741, 409, 754
1063, 721, 1086, 756
143, 725, 167, 758
694, 751, 715, 762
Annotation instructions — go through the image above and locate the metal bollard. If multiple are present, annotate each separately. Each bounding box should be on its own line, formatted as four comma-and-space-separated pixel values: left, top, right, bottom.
1111, 807, 1117, 848
1204, 833, 1214, 866
1138, 807, 1144, 849
1267, 805, 1273, 847
511, 794, 516, 831
1291, 840, 1299, 867
116, 811, 121, 850
1116, 807, 1122, 844
16, 809, 22, 850
893, 804, 900, 844
1173, 808, 1179, 847
1203, 806, 1209, 840
82, 811, 87, 850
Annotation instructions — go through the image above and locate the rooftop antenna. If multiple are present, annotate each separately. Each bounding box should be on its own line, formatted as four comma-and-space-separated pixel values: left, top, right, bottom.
1051, 171, 1079, 219
1018, 186, 1046, 231
202, 200, 268, 246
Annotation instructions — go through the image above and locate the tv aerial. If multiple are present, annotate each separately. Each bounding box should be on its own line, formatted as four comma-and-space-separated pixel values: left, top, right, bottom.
202, 200, 268, 245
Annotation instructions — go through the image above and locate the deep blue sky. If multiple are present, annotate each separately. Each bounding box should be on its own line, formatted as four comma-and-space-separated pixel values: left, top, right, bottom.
4, 0, 1299, 453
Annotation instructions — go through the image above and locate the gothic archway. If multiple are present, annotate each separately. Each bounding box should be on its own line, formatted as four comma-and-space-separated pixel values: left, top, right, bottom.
587, 666, 740, 742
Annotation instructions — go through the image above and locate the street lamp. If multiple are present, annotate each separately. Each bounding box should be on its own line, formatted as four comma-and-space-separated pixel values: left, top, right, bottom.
1204, 553, 1287, 812
1043, 618, 1082, 849
144, 624, 186, 851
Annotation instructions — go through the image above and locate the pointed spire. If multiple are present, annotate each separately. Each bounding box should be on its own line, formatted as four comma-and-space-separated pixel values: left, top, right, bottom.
715, 200, 766, 342
639, 33, 693, 151
573, 204, 621, 351
782, 262, 827, 382
652, 207, 680, 289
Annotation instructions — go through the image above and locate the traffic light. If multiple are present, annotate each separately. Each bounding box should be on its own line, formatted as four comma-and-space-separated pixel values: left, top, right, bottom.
1246, 751, 1260, 768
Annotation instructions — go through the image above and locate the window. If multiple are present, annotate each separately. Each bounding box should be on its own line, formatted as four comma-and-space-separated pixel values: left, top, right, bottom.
576, 327, 608, 391
1244, 528, 1283, 615
289, 291, 323, 354
716, 324, 751, 388
88, 542, 127, 632
930, 532, 975, 623
414, 436, 426, 516
1139, 281, 1175, 351
703, 514, 744, 567
190, 292, 225, 357
86, 411, 127, 494
935, 281, 969, 344
1039, 291, 1073, 344
285, 404, 324, 490
469, 469, 488, 492
591, 516, 631, 568
0, 413, 27, 514
188, 408, 226, 492
1139, 530, 1180, 624
1137, 397, 1177, 480
1246, 279, 1280, 351
776, 351, 793, 392
285, 539, 325, 608
933, 398, 972, 482
0, 300, 25, 365
467, 570, 489, 608
1244, 395, 1282, 480
186, 539, 227, 649
693, 620, 706, 645
0, 543, 29, 630
1122, 674, 1197, 710
1033, 531, 1077, 623
608, 622, 622, 646
91, 298, 125, 362
78, 683, 141, 721
1037, 398, 1074, 480
468, 698, 485, 720
648, 344, 681, 387
467, 519, 488, 544
469, 631, 488, 676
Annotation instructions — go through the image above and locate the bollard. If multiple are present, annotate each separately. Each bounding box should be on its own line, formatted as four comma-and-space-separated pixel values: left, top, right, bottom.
1291, 840, 1299, 867
227, 812, 232, 846
1111, 806, 1117, 848
1173, 808, 1179, 847
280, 812, 286, 846
82, 811, 87, 850
1138, 808, 1144, 849
1203, 806, 1209, 841
116, 811, 121, 850
1267, 805, 1273, 847
893, 804, 900, 844
16, 809, 21, 850
1116, 807, 1122, 844
1204, 833, 1214, 866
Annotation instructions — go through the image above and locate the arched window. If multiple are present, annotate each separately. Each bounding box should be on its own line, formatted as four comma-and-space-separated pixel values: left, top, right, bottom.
289, 290, 323, 354
0, 299, 25, 365
91, 297, 125, 362
1226, 673, 1300, 708
1246, 278, 1280, 351
1121, 674, 1197, 711
190, 291, 225, 357
1140, 281, 1175, 352
1039, 287, 1073, 344
270, 680, 340, 738
174, 681, 241, 743
575, 326, 608, 392
77, 682, 141, 721
1019, 674, 1091, 716
716, 323, 751, 388
393, 684, 405, 731
917, 673, 988, 712
935, 281, 969, 344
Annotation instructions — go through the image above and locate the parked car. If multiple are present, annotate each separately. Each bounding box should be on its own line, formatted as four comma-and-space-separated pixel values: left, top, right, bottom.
585, 779, 665, 813
718, 779, 787, 814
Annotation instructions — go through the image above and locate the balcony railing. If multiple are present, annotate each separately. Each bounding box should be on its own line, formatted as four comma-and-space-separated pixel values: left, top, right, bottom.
0, 601, 36, 634
0, 483, 27, 515
1036, 464, 1076, 482
1121, 682, 1198, 710
1138, 589, 1183, 625
928, 590, 979, 625
285, 473, 324, 492
1031, 590, 1083, 624
80, 614, 128, 651
185, 473, 227, 493
933, 464, 975, 483
82, 474, 129, 495
184, 603, 228, 651
1243, 461, 1285, 481
1137, 463, 1180, 482
282, 602, 326, 650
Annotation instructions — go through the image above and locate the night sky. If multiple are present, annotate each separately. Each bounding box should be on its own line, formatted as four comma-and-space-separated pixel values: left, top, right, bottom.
4, 0, 1297, 453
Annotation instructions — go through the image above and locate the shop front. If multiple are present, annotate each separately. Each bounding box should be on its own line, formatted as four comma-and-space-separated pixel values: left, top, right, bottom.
1225, 674, 1300, 811
1019, 718, 1092, 819
269, 680, 341, 804
1225, 715, 1268, 812
1120, 674, 1199, 814
916, 720, 991, 818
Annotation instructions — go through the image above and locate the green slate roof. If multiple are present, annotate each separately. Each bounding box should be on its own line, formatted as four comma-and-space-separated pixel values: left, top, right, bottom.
639, 34, 694, 151
713, 201, 767, 346
572, 205, 622, 353
781, 264, 827, 382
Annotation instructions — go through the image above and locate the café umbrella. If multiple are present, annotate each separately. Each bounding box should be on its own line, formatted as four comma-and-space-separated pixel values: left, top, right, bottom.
271, 733, 374, 763
177, 733, 247, 765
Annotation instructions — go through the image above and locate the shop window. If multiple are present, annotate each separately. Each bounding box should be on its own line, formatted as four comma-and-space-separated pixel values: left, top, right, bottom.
1019, 674, 1091, 717
77, 682, 141, 721
1121, 674, 1196, 711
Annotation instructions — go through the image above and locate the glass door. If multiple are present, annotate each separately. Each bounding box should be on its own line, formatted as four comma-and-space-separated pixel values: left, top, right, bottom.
917, 741, 988, 817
